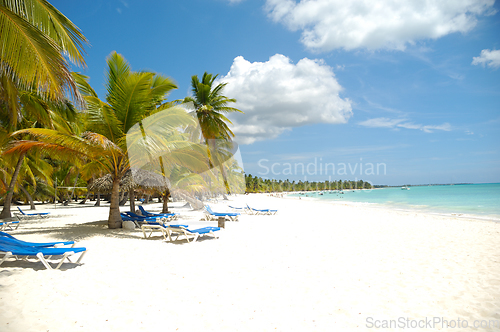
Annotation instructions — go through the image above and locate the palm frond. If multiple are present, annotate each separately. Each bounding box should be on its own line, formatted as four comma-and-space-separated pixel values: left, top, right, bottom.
0, 5, 75, 100
84, 97, 124, 143
72, 72, 97, 98
0, 74, 21, 128
18, 0, 88, 67
6, 128, 107, 160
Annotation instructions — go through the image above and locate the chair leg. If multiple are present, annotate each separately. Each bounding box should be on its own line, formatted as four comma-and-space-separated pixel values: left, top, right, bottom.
76, 250, 87, 264
0, 252, 12, 266
191, 234, 199, 242
36, 252, 53, 270
54, 252, 73, 270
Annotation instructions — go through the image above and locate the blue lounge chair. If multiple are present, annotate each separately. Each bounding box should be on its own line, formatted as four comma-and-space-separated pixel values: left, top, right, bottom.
204, 205, 239, 221
138, 206, 178, 219
228, 205, 249, 214
120, 213, 159, 228
0, 240, 86, 270
0, 221, 20, 231
121, 211, 166, 221
246, 204, 277, 215
141, 221, 188, 240
17, 207, 50, 219
0, 231, 74, 247
167, 225, 221, 243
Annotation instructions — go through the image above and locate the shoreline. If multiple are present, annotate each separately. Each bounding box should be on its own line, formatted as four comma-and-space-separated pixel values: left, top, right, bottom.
284, 190, 500, 223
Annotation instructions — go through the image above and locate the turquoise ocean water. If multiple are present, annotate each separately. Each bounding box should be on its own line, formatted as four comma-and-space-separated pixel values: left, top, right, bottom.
292, 183, 500, 220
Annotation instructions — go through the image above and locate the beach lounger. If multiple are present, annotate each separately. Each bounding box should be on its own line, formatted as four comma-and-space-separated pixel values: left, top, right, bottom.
228, 205, 249, 214
125, 211, 176, 220
138, 206, 179, 220
167, 225, 221, 243
120, 213, 161, 228
17, 207, 50, 219
0, 221, 20, 231
0, 241, 86, 270
204, 205, 239, 221
141, 221, 188, 241
246, 204, 277, 215
0, 232, 75, 248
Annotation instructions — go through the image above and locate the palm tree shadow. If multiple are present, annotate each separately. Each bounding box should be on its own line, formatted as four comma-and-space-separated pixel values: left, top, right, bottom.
141, 233, 219, 245
9, 220, 145, 242
0, 260, 83, 271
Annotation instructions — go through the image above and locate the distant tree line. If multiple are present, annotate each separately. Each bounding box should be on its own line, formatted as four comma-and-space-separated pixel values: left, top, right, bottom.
245, 174, 373, 193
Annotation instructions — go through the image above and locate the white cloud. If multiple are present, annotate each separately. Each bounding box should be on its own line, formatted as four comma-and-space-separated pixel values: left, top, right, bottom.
264, 0, 496, 52
358, 117, 406, 128
472, 49, 500, 69
359, 117, 452, 133
220, 54, 352, 144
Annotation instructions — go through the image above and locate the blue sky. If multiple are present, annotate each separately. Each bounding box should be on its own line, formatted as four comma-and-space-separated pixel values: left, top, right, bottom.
55, 0, 499, 185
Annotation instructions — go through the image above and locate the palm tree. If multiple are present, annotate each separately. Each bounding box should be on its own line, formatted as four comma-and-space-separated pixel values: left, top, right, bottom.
0, 0, 88, 107
125, 107, 210, 214
179, 72, 242, 194
0, 0, 87, 218
182, 72, 241, 140
5, 54, 204, 228
0, 91, 78, 218
71, 52, 181, 228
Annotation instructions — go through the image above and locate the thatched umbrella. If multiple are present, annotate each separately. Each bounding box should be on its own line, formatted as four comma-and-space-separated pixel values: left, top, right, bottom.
89, 168, 170, 212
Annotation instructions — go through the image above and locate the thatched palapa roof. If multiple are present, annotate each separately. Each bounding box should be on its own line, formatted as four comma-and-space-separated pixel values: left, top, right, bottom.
88, 168, 170, 193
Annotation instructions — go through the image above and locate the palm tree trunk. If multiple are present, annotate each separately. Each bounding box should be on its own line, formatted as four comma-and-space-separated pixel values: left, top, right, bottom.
0, 152, 26, 219
161, 188, 170, 213
80, 190, 90, 204
19, 185, 35, 210
70, 173, 80, 201
108, 175, 122, 228
219, 164, 231, 195
129, 189, 135, 212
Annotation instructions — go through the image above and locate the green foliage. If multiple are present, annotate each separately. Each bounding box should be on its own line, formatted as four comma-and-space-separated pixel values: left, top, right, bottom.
245, 174, 373, 193
0, 0, 88, 106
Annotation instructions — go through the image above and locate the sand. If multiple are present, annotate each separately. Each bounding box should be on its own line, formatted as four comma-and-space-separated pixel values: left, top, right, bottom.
0, 195, 499, 331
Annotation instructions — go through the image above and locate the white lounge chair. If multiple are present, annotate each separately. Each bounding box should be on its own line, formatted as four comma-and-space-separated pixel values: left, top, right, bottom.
16, 207, 50, 220
167, 225, 221, 243
246, 204, 278, 215
141, 221, 188, 241
228, 205, 249, 214
0, 221, 20, 231
0, 238, 86, 270
204, 205, 239, 221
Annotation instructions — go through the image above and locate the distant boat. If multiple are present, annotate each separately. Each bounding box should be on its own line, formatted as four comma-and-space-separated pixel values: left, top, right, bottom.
401, 185, 410, 190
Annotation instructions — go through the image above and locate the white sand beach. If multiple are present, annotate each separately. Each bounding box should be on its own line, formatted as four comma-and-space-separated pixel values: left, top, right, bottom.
1, 195, 499, 331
